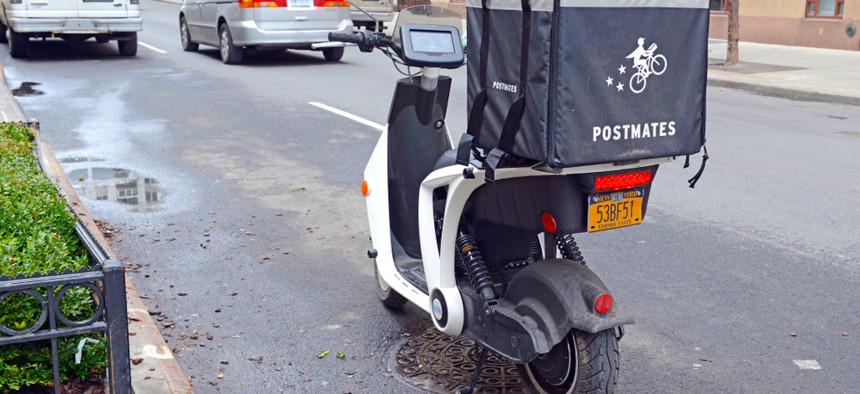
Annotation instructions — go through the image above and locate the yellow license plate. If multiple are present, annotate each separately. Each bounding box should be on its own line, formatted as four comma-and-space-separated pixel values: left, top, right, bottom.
587, 188, 644, 232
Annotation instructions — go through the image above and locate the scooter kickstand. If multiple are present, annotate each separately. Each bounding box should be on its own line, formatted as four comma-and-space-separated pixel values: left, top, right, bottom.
456, 346, 489, 394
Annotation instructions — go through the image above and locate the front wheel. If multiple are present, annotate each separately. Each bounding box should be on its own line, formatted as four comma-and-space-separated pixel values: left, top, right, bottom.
374, 260, 407, 309
517, 329, 619, 394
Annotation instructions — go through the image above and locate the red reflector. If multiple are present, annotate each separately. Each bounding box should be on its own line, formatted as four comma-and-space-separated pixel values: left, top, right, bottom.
360, 180, 369, 197
541, 212, 557, 233
594, 293, 612, 314
593, 170, 652, 192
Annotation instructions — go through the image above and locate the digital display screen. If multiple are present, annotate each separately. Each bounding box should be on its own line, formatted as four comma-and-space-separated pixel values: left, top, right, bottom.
409, 31, 455, 54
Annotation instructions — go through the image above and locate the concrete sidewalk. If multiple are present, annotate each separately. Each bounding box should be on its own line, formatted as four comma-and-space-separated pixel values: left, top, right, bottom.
707, 39, 860, 105
0, 67, 192, 394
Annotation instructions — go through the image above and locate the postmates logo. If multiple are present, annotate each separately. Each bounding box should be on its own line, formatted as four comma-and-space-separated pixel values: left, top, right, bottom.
605, 37, 668, 94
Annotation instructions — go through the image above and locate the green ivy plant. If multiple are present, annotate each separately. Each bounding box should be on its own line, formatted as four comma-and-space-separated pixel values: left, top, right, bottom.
0, 123, 106, 390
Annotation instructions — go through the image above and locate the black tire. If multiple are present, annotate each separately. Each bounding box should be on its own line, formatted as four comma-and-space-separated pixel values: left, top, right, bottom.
219, 23, 243, 64
96, 36, 110, 44
518, 329, 619, 394
0, 21, 8, 44
8, 28, 28, 59
180, 16, 198, 52
118, 32, 137, 56
374, 261, 407, 309
323, 47, 344, 62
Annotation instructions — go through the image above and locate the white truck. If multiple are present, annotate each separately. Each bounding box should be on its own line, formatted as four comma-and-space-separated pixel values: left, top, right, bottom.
0, 0, 142, 58
349, 0, 397, 31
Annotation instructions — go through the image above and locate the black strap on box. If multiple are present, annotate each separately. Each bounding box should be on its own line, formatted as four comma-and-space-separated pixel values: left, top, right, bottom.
484, 0, 532, 183
458, 0, 491, 167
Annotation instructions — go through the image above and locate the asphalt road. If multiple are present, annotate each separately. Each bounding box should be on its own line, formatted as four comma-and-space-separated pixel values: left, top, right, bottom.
2, 0, 859, 392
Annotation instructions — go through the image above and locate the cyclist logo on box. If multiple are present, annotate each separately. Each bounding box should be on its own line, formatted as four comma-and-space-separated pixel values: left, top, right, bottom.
623, 37, 668, 94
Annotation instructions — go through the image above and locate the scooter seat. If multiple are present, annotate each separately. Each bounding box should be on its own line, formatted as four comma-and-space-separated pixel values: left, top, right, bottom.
433, 149, 483, 171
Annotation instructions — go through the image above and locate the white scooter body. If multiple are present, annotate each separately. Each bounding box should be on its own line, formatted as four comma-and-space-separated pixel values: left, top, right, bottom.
364, 121, 673, 335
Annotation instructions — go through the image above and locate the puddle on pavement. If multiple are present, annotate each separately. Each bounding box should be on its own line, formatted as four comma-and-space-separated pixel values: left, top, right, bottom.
11, 82, 45, 97
68, 167, 166, 211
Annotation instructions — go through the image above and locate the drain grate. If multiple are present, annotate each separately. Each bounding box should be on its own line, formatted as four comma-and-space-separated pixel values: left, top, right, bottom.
389, 327, 526, 394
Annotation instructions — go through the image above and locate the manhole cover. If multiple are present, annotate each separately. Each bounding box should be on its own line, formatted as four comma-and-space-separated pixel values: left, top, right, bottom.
389, 327, 526, 394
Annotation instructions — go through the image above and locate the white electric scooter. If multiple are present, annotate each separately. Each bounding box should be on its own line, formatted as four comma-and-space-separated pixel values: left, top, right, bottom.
331, 6, 672, 393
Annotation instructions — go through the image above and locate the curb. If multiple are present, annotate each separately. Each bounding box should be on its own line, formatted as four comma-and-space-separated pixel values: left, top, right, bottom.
706, 73, 860, 107
1, 65, 193, 394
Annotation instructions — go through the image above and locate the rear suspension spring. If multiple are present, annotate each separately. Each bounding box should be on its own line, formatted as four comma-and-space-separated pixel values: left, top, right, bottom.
555, 234, 586, 265
456, 234, 496, 302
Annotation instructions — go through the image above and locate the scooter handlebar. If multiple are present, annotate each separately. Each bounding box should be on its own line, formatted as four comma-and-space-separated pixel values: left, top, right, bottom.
328, 30, 389, 53
328, 32, 362, 44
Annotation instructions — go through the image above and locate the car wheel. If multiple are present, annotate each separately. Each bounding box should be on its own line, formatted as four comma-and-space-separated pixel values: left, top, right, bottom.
219, 23, 243, 64
180, 16, 198, 52
0, 21, 8, 44
118, 32, 137, 56
8, 28, 28, 59
323, 47, 344, 62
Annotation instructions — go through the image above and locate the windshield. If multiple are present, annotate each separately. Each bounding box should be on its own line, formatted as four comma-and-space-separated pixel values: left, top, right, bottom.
392, 6, 464, 48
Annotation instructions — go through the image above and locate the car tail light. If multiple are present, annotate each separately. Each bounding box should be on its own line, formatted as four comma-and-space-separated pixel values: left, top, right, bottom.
593, 170, 652, 192
239, 0, 286, 7
314, 0, 349, 6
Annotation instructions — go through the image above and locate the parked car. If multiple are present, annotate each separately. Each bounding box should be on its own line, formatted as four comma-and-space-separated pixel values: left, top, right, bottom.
0, 0, 142, 58
179, 0, 353, 64
349, 0, 397, 31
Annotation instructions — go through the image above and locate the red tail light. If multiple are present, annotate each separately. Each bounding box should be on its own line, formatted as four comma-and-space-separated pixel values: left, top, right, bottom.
541, 212, 557, 233
239, 0, 286, 7
594, 293, 613, 314
593, 170, 652, 192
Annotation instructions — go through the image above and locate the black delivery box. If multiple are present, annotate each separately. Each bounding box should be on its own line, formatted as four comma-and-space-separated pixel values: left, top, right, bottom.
466, 0, 709, 168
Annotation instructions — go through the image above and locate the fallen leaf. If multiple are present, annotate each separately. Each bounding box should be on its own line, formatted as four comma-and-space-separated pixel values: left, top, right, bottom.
789, 332, 797, 337
843, 331, 849, 337
216, 374, 224, 379
317, 350, 330, 359
131, 358, 144, 365
336, 352, 346, 359
220, 360, 229, 365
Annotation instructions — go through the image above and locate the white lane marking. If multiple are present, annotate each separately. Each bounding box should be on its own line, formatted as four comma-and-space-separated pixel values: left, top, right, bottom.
793, 360, 822, 370
139, 42, 167, 54
309, 101, 385, 132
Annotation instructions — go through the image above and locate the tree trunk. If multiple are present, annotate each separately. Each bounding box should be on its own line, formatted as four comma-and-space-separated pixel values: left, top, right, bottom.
726, 0, 739, 66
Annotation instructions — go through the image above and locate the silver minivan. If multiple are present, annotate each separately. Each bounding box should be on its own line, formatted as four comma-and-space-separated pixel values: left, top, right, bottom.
0, 0, 142, 58
179, 0, 352, 64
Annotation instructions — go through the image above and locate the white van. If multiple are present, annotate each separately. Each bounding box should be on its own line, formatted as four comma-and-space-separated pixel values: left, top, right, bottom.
0, 0, 143, 58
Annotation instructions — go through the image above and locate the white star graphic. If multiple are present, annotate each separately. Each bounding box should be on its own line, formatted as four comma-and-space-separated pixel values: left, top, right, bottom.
605, 76, 614, 86
616, 83, 624, 92
618, 65, 627, 75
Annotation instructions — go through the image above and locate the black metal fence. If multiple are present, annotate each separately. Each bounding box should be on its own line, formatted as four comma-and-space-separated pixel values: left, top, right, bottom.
0, 221, 131, 394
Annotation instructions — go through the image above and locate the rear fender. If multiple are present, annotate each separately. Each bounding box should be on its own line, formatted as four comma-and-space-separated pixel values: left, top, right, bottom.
504, 258, 633, 353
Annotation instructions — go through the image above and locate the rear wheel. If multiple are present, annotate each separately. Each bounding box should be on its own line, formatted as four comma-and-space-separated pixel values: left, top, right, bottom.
517, 329, 619, 394
118, 32, 137, 56
0, 21, 8, 44
8, 28, 28, 59
180, 16, 198, 52
374, 261, 407, 309
322, 47, 344, 62
219, 23, 243, 64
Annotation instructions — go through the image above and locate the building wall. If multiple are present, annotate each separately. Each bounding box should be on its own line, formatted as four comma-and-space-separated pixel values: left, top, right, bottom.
709, 0, 860, 51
